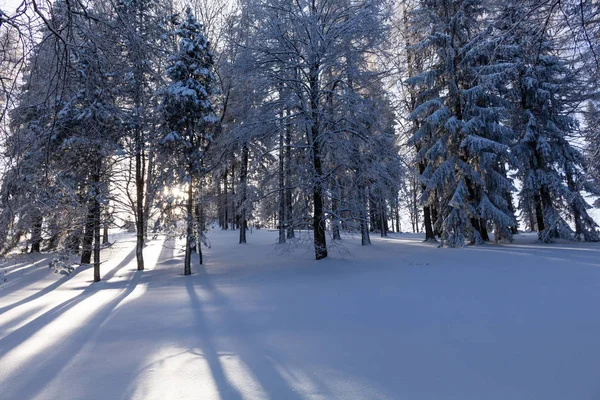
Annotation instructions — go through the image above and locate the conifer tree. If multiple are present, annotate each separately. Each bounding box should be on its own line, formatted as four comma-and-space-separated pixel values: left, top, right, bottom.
160, 7, 219, 275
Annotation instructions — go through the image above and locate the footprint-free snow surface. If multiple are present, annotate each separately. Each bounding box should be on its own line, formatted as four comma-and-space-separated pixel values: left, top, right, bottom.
1, 230, 600, 400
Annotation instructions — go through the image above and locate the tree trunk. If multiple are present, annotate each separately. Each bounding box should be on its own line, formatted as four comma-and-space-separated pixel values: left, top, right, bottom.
423, 206, 435, 241
285, 111, 295, 239
93, 180, 101, 282
184, 178, 193, 276
278, 118, 286, 244
230, 161, 236, 230
395, 193, 401, 233
135, 136, 145, 271
534, 192, 545, 233
223, 170, 228, 230
30, 214, 43, 253
239, 142, 249, 244
195, 180, 203, 265
309, 62, 327, 259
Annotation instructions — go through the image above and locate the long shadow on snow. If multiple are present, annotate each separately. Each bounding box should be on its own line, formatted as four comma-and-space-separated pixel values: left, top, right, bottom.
0, 261, 143, 398
0, 247, 137, 354
185, 258, 306, 400
0, 247, 136, 320
0, 255, 55, 295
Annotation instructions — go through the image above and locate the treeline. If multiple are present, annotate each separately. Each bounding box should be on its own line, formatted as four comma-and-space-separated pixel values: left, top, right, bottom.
0, 0, 598, 278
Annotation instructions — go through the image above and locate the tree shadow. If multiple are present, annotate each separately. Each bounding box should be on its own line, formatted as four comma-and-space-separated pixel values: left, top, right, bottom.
0, 264, 91, 315
185, 279, 244, 400
0, 267, 143, 399
0, 247, 137, 351
184, 259, 307, 400
0, 255, 55, 295
0, 247, 137, 316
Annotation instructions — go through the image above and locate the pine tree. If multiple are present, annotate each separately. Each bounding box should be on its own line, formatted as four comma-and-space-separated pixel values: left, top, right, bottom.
407, 0, 516, 247
160, 7, 219, 275
503, 10, 599, 242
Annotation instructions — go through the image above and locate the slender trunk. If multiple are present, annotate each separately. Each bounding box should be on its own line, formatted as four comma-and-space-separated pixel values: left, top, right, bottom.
423, 206, 435, 241
184, 178, 193, 276
217, 178, 223, 228
285, 110, 294, 239
93, 178, 101, 282
479, 218, 490, 241
359, 185, 371, 246
30, 214, 43, 253
103, 226, 109, 244
239, 142, 249, 244
309, 62, 326, 259
380, 198, 387, 237
419, 162, 435, 240
534, 192, 545, 233
395, 194, 401, 233
196, 180, 203, 265
223, 170, 228, 230
135, 134, 145, 271
278, 117, 286, 244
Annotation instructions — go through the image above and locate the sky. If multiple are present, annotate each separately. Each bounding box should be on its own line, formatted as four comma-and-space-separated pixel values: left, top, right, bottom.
2, 0, 26, 13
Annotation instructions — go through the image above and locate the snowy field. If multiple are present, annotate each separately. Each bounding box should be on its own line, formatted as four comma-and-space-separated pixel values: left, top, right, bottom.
1, 229, 600, 400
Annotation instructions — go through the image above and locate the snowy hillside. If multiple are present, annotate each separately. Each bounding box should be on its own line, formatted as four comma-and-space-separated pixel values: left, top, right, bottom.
1, 230, 600, 400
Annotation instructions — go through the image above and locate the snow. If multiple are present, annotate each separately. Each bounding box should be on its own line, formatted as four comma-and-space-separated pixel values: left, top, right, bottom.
1, 230, 600, 399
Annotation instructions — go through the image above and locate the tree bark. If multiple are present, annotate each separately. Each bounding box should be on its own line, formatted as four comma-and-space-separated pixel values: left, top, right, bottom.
93, 177, 101, 282
30, 214, 43, 253
239, 142, 249, 244
278, 115, 286, 244
184, 177, 193, 276
135, 134, 145, 271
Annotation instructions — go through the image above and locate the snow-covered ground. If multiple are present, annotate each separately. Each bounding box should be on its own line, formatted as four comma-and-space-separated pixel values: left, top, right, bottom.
1, 229, 600, 400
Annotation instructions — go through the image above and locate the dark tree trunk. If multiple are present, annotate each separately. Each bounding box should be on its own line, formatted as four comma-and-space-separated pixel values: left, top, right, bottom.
419, 160, 435, 240
480, 218, 490, 241
195, 182, 203, 265
278, 117, 286, 244
239, 143, 249, 244
395, 194, 401, 233
184, 178, 193, 276
30, 215, 43, 253
217, 177, 223, 228
309, 63, 327, 260
93, 174, 101, 282
359, 185, 371, 245
285, 112, 295, 239
423, 206, 435, 241
135, 136, 145, 271
103, 226, 109, 244
230, 161, 236, 230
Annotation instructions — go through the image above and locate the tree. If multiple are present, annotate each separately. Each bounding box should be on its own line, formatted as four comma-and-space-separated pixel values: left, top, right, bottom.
160, 7, 219, 275
406, 0, 517, 247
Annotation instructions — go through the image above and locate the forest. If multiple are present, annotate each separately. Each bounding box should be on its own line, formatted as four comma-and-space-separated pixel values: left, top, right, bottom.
0, 0, 599, 273
1, 1, 600, 399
